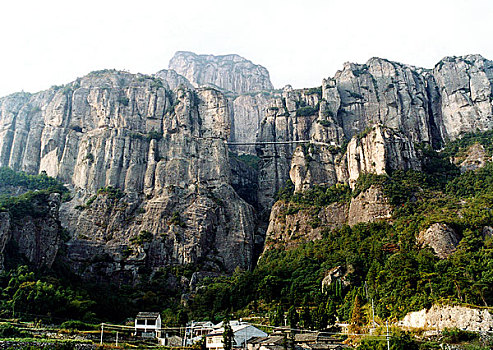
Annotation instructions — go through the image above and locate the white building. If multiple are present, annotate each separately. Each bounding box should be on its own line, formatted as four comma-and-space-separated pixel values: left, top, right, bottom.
134, 312, 162, 338
184, 321, 216, 345
190, 321, 215, 337
206, 322, 268, 350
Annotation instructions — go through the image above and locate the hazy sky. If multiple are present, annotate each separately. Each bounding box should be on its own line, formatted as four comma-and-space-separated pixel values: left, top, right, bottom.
0, 0, 492, 97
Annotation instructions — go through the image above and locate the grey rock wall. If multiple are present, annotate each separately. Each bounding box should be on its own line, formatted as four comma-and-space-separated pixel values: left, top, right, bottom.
169, 51, 274, 94
0, 71, 257, 278
0, 193, 61, 270
433, 55, 493, 141
2, 52, 493, 276
399, 304, 493, 332
154, 69, 193, 90
417, 223, 460, 259
264, 185, 391, 250
256, 55, 493, 201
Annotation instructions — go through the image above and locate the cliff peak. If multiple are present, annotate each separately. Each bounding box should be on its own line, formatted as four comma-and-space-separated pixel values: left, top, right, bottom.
168, 50, 274, 94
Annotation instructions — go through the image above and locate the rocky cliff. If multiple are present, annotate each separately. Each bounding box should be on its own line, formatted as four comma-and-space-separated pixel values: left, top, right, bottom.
399, 304, 493, 332
256, 55, 493, 208
229, 90, 281, 153
264, 184, 392, 250
169, 51, 274, 94
417, 223, 460, 259
1, 53, 493, 280
154, 69, 193, 91
0, 70, 257, 279
433, 54, 493, 142
168, 51, 277, 154
255, 55, 493, 251
0, 193, 62, 270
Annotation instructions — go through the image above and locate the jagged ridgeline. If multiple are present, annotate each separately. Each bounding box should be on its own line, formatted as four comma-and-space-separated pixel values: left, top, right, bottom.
0, 52, 492, 325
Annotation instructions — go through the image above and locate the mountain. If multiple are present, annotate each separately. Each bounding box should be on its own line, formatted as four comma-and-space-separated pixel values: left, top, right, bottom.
168, 51, 274, 94
0, 52, 492, 285
1, 52, 493, 339
255, 55, 493, 211
0, 70, 257, 281
168, 51, 278, 154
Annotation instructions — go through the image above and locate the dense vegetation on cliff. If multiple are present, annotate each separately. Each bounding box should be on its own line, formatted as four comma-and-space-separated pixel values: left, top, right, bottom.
0, 133, 493, 334
0, 170, 96, 321
185, 134, 493, 325
0, 167, 70, 215
0, 170, 184, 322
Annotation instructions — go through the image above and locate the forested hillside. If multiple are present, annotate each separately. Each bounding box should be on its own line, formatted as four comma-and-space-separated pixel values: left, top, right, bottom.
186, 131, 493, 325
1, 132, 493, 329
0, 133, 492, 350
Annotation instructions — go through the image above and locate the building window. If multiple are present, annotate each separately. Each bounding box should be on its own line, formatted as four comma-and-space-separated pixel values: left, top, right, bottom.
147, 319, 156, 326
137, 319, 145, 325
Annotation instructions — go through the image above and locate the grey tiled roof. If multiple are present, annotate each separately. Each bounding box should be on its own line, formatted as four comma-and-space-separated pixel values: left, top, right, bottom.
136, 312, 160, 319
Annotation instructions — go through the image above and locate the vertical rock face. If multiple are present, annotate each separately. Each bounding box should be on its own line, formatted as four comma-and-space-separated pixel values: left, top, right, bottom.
433, 55, 493, 141
0, 70, 257, 279
256, 55, 493, 200
0, 212, 10, 270
229, 155, 259, 208
168, 51, 277, 154
256, 54, 493, 250
346, 126, 420, 188
0, 193, 62, 270
255, 85, 345, 210
2, 52, 493, 276
154, 69, 193, 90
230, 91, 280, 153
169, 51, 274, 94
334, 58, 434, 144
256, 59, 435, 208
0, 71, 171, 190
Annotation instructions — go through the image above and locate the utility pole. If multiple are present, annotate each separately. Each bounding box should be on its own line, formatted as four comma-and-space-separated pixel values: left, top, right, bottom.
100, 323, 104, 346
386, 320, 390, 350
365, 282, 377, 331
244, 324, 248, 350
371, 299, 376, 329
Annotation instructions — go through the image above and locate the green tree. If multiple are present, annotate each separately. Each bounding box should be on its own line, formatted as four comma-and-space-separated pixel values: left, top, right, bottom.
287, 306, 299, 328
313, 303, 328, 330
349, 295, 364, 334
300, 307, 312, 330
270, 305, 284, 326
177, 309, 189, 326
326, 299, 337, 326
223, 319, 234, 350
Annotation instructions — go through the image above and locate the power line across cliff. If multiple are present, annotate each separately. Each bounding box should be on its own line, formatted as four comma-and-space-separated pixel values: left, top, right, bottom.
225, 140, 336, 146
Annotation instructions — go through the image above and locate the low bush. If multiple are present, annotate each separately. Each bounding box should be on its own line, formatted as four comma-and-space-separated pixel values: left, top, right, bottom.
0, 324, 27, 338
60, 320, 97, 331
